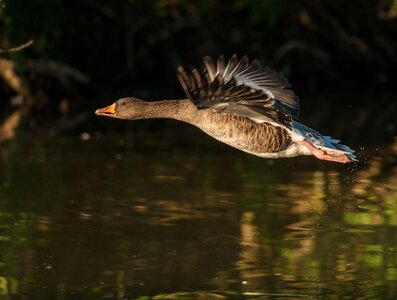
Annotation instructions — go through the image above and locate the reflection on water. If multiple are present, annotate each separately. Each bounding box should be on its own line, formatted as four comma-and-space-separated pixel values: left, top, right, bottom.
1, 131, 397, 299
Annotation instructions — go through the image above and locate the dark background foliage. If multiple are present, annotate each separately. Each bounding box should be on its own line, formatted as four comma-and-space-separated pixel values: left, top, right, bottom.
1, 0, 397, 143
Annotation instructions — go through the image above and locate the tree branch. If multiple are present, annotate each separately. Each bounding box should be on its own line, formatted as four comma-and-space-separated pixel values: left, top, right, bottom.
0, 40, 34, 54
0, 58, 33, 142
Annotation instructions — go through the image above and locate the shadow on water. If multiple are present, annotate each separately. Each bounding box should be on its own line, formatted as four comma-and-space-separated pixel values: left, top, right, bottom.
1, 129, 397, 299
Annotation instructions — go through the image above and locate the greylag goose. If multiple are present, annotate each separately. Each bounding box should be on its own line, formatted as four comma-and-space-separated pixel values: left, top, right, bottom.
96, 55, 356, 163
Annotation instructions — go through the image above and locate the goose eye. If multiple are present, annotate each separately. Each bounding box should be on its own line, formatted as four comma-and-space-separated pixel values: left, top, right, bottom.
121, 102, 126, 106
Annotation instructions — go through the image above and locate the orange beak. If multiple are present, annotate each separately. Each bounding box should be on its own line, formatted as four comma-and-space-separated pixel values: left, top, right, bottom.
95, 103, 117, 118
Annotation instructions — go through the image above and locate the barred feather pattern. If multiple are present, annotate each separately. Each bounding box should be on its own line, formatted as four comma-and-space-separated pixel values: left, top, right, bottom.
195, 109, 293, 154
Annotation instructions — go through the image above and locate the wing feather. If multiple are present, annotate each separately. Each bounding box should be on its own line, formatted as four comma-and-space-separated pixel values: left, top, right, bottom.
203, 56, 216, 81
176, 55, 298, 129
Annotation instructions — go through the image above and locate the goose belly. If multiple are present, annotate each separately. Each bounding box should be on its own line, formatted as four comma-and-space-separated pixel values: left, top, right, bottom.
249, 143, 311, 158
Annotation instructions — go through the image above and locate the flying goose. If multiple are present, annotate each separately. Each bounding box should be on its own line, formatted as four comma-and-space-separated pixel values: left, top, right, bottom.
95, 54, 356, 163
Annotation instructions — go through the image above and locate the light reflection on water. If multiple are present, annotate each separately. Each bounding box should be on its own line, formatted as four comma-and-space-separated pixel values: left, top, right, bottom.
0, 132, 397, 299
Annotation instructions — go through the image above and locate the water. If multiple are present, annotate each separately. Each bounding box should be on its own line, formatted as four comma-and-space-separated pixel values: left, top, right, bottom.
1, 129, 397, 299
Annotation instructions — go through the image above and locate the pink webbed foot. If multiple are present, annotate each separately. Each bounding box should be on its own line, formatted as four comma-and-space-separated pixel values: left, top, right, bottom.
297, 140, 351, 163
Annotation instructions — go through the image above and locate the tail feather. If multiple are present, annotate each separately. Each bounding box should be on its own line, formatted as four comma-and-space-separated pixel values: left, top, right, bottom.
293, 122, 357, 163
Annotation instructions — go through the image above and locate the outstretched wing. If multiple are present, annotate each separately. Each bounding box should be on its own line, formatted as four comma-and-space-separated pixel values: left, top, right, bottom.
176, 54, 299, 129
202, 54, 299, 118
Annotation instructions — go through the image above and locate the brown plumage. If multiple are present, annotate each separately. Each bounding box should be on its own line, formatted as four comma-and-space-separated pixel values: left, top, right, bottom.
193, 106, 292, 154
95, 54, 356, 163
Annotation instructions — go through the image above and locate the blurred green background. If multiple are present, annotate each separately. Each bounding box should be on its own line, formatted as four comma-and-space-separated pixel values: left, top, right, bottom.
0, 0, 397, 144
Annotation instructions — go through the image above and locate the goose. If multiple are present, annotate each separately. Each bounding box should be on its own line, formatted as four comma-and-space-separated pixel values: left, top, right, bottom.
95, 54, 356, 163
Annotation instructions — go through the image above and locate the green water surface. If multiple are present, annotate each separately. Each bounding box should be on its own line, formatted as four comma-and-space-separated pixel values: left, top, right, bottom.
0, 129, 396, 299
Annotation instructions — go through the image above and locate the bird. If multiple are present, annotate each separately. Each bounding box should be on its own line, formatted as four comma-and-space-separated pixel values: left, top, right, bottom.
95, 54, 356, 163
